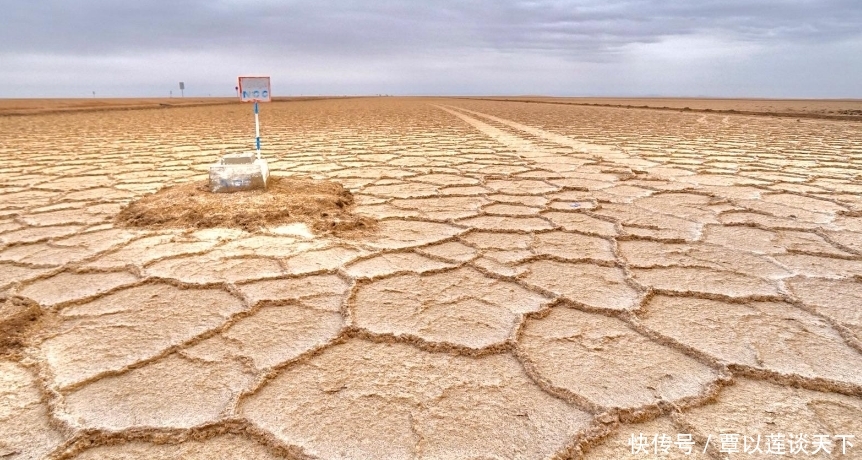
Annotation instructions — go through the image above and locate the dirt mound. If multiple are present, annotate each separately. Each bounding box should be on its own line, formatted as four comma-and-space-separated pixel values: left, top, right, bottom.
0, 295, 43, 357
115, 176, 376, 235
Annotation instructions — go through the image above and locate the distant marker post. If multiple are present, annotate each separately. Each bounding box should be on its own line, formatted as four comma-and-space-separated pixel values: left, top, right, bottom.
254, 101, 261, 157
238, 76, 272, 160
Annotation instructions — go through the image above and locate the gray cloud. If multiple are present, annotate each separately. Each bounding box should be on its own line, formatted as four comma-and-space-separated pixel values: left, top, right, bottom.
1, 1, 860, 97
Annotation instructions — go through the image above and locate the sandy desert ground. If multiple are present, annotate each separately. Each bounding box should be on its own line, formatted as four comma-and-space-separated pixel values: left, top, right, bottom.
1, 97, 861, 459
472, 97, 862, 120
0, 97, 345, 116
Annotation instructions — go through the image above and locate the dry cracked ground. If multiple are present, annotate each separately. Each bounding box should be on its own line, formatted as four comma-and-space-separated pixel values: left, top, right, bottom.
1, 98, 862, 459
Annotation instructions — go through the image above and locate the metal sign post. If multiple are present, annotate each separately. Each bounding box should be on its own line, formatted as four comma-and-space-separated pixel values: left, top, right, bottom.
254, 101, 261, 157
179, 82, 185, 97
238, 76, 271, 160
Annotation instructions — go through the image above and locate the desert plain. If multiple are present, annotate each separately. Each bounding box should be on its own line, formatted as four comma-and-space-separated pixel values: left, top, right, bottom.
1, 97, 862, 459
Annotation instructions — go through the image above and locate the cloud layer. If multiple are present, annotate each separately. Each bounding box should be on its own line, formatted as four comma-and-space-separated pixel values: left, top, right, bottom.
2, 0, 860, 97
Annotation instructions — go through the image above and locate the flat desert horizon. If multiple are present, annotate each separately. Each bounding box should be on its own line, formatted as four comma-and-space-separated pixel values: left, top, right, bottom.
1, 96, 861, 459
2, 96, 861, 120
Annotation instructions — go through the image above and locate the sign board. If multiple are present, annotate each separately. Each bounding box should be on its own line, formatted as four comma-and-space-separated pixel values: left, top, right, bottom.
179, 82, 185, 90
238, 76, 271, 102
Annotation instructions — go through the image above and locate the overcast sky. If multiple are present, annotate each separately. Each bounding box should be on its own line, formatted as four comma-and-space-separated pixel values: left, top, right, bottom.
2, 0, 860, 98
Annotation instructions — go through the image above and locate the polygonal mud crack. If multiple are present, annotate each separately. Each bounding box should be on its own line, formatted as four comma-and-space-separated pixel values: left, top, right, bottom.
364, 220, 464, 249
68, 434, 283, 460
457, 215, 554, 232
237, 273, 351, 310
532, 231, 615, 262
416, 241, 477, 262
19, 271, 138, 307
0, 361, 64, 459
583, 416, 711, 459
519, 260, 639, 311
183, 302, 343, 370
631, 266, 779, 299
541, 212, 617, 237
520, 307, 720, 411
240, 340, 592, 459
345, 252, 455, 278
641, 296, 862, 388
145, 253, 285, 284
618, 240, 790, 279
39, 283, 246, 389
681, 378, 862, 451
352, 267, 550, 349
787, 277, 862, 342
61, 354, 253, 430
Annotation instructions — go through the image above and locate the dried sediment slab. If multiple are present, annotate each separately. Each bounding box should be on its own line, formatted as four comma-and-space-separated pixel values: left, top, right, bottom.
583, 416, 712, 459
772, 253, 862, 278
364, 219, 464, 249
352, 267, 549, 348
241, 340, 592, 459
541, 212, 618, 237
640, 296, 862, 388
824, 229, 862, 254
84, 234, 219, 269
618, 240, 790, 279
718, 211, 822, 230
490, 193, 549, 207
519, 260, 639, 311
345, 252, 454, 278
19, 207, 111, 226
145, 253, 285, 284
282, 246, 366, 274
632, 193, 719, 223
532, 231, 615, 262
416, 241, 477, 262
237, 274, 350, 310
0, 228, 136, 266
591, 185, 654, 203
630, 266, 779, 299
0, 242, 95, 267
483, 202, 542, 215
592, 203, 700, 241
360, 181, 439, 198
786, 277, 862, 342
18, 271, 138, 307
389, 196, 489, 220
216, 235, 317, 258
0, 190, 58, 210
457, 215, 555, 232
183, 303, 343, 370
703, 225, 850, 257
736, 197, 837, 224
62, 354, 253, 430
70, 435, 283, 460
0, 224, 84, 245
462, 231, 531, 250
681, 378, 862, 456
0, 361, 64, 459
520, 308, 719, 411
39, 283, 246, 389
0, 263, 54, 289
485, 178, 560, 195
0, 220, 23, 235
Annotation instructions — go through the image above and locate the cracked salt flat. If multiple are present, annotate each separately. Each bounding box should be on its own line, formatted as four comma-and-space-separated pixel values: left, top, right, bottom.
0, 98, 861, 459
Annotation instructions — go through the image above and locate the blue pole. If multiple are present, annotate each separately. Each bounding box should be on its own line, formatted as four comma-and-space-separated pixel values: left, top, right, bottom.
254, 101, 261, 159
